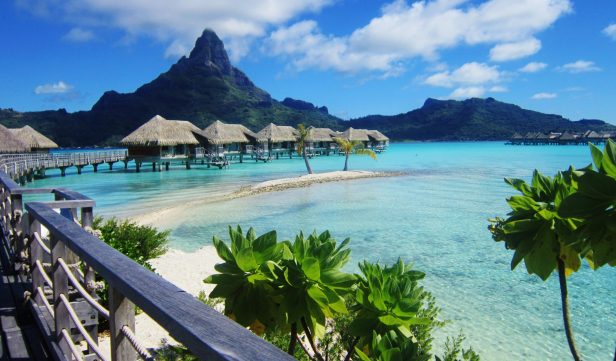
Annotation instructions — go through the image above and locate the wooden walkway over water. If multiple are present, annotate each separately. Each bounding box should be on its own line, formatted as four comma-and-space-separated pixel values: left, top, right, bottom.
0, 151, 128, 181
0, 155, 293, 360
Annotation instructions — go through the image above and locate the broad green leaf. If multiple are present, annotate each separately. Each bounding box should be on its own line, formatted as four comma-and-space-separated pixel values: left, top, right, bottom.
506, 195, 539, 212
301, 257, 321, 280
235, 247, 258, 272
505, 178, 533, 197
603, 140, 616, 177
577, 170, 616, 200
589, 142, 603, 170
559, 193, 611, 218
212, 237, 234, 262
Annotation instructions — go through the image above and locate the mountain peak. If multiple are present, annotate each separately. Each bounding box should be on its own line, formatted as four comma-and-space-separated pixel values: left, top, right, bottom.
187, 29, 232, 74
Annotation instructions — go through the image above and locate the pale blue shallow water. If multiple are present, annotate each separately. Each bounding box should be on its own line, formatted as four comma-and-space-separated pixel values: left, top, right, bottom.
26, 142, 615, 360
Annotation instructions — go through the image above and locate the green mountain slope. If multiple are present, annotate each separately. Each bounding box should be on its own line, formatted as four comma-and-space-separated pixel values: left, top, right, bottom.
349, 97, 615, 140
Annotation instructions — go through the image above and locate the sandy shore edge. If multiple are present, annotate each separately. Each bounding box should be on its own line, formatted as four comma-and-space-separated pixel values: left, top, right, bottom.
131, 170, 403, 226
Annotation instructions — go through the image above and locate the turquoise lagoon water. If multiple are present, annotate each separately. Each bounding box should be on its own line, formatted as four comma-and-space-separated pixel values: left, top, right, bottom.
26, 142, 615, 360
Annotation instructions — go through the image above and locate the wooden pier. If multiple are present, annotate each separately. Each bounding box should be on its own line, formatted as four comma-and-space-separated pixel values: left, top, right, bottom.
0, 159, 293, 360
0, 151, 128, 181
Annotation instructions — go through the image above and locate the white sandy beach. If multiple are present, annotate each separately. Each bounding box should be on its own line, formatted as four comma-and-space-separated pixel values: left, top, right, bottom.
98, 246, 221, 353
132, 170, 400, 226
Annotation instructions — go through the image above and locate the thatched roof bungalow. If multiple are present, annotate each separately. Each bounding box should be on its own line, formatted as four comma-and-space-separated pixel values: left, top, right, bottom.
303, 127, 337, 155
9, 125, 58, 152
256, 123, 297, 157
202, 120, 257, 156
367, 130, 390, 149
0, 124, 29, 153
121, 115, 205, 162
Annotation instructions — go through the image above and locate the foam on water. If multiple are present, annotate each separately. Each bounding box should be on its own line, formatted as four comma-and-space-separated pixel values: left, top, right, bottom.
27, 142, 616, 360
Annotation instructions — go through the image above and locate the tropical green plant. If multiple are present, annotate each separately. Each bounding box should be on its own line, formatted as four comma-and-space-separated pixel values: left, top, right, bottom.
92, 216, 170, 327
559, 140, 616, 268
296, 123, 313, 174
205, 226, 466, 361
335, 138, 377, 171
348, 260, 436, 360
354, 330, 428, 361
488, 170, 583, 361
93, 216, 169, 271
436, 333, 481, 361
204, 226, 287, 331
275, 230, 356, 359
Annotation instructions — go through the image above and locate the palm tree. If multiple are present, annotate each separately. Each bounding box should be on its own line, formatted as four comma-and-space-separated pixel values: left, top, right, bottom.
335, 138, 377, 171
296, 124, 313, 174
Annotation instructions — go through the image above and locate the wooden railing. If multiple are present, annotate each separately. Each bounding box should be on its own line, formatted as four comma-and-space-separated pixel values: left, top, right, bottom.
0, 170, 293, 361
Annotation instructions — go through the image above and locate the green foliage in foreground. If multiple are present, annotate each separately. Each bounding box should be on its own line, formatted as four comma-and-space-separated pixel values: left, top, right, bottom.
205, 226, 474, 361
93, 216, 169, 271
489, 140, 616, 361
92, 217, 169, 310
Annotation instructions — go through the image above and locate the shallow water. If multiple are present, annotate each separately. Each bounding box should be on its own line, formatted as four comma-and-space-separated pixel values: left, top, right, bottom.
27, 142, 616, 360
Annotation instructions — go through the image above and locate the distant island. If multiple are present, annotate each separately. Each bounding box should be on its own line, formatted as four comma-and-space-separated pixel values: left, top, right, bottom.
1, 29, 614, 147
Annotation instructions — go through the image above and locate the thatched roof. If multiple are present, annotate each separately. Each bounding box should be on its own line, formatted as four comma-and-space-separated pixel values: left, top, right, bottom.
120, 115, 201, 146
367, 130, 389, 141
256, 123, 297, 142
9, 125, 58, 149
202, 120, 256, 145
340, 127, 370, 141
306, 127, 335, 142
0, 124, 29, 153
586, 130, 602, 139
559, 132, 578, 141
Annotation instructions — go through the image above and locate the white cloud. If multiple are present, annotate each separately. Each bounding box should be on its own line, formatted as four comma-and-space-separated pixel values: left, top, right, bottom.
519, 61, 547, 73
489, 85, 508, 92
266, 0, 571, 73
63, 27, 95, 42
558, 60, 601, 73
17, 0, 333, 61
489, 38, 541, 62
34, 81, 74, 94
532, 92, 557, 99
449, 86, 486, 99
603, 23, 616, 40
425, 62, 501, 88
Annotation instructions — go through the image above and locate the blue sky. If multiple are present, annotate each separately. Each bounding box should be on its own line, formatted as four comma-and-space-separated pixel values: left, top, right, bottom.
1, 0, 615, 123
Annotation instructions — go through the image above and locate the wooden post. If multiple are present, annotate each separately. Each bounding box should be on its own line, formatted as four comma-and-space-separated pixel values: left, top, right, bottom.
152, 162, 156, 172
77, 165, 83, 175
29, 218, 43, 293
11, 193, 24, 274
93, 163, 99, 172
109, 286, 136, 361
81, 206, 99, 353
135, 162, 140, 173
51, 234, 71, 357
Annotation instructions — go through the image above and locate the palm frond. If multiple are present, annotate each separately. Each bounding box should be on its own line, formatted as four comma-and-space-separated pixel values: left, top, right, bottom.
354, 148, 377, 160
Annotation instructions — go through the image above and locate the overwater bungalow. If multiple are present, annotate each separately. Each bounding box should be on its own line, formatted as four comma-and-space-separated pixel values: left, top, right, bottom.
202, 120, 258, 162
0, 124, 29, 153
559, 131, 578, 145
367, 130, 390, 152
9, 125, 58, 152
306, 127, 337, 156
121, 115, 206, 171
340, 127, 371, 148
256, 123, 297, 159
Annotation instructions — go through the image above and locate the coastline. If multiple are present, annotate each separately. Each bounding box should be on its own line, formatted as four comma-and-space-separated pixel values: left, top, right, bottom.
131, 170, 403, 226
